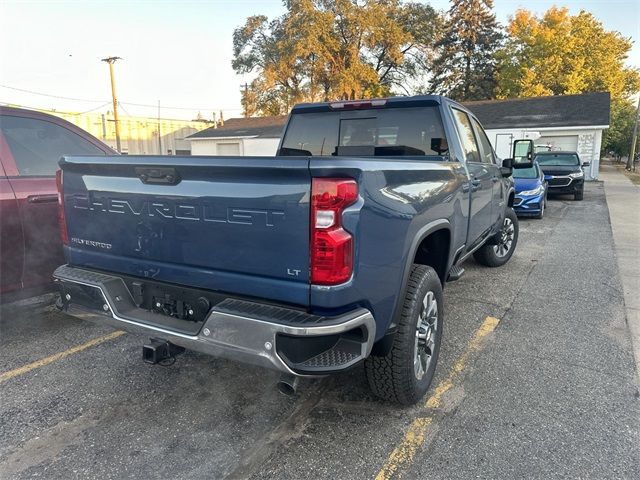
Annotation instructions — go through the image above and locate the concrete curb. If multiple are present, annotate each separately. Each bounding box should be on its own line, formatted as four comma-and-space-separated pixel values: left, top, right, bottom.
600, 164, 640, 385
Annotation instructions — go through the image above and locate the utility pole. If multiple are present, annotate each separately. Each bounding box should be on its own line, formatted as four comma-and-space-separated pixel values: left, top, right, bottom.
101, 56, 122, 153
157, 100, 162, 154
627, 95, 640, 171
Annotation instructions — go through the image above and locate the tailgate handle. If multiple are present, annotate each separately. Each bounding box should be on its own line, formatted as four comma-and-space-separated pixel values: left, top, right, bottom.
135, 167, 180, 185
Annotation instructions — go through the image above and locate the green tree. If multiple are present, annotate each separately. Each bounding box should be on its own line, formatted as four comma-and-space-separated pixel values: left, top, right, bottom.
429, 0, 502, 101
232, 0, 442, 115
496, 7, 640, 99
602, 98, 637, 157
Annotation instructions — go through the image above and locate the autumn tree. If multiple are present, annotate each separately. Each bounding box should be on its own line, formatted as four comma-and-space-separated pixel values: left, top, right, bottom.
232, 0, 442, 116
496, 7, 640, 99
429, 0, 502, 101
602, 98, 637, 157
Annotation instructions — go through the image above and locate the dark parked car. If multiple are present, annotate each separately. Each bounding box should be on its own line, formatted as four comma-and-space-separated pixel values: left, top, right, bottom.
534, 151, 589, 201
513, 161, 547, 219
0, 106, 114, 299
54, 95, 530, 405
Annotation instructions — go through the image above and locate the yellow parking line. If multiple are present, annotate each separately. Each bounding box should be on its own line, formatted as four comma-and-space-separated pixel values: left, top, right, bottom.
426, 316, 500, 409
0, 330, 125, 384
375, 316, 501, 480
375, 416, 433, 480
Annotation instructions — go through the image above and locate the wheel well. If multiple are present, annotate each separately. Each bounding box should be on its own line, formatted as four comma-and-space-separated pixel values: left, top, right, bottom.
508, 191, 515, 207
413, 229, 450, 284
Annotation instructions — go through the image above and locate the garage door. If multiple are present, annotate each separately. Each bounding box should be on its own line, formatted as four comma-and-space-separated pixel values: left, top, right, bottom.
537, 135, 578, 151
217, 142, 240, 155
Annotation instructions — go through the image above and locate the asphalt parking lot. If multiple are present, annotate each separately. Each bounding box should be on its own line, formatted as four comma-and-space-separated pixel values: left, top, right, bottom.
1, 181, 639, 479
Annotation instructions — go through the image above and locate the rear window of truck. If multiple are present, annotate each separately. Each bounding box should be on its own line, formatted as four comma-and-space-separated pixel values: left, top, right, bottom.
279, 106, 448, 157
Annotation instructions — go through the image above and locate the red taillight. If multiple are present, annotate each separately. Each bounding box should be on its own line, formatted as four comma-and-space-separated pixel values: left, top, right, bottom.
56, 169, 69, 246
310, 178, 358, 285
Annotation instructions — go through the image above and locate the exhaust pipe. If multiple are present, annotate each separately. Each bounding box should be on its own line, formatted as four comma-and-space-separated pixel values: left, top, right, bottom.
277, 373, 299, 396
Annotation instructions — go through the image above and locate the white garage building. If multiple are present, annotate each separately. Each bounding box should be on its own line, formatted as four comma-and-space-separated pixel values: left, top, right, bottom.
187, 115, 286, 156
465, 92, 610, 180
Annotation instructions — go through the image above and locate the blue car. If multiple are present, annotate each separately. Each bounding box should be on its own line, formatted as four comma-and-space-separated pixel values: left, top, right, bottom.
513, 161, 547, 219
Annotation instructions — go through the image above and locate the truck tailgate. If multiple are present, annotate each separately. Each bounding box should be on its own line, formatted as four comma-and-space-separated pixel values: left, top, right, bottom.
60, 156, 311, 306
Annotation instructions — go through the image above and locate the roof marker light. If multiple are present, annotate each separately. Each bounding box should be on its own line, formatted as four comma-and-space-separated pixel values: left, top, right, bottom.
329, 99, 387, 110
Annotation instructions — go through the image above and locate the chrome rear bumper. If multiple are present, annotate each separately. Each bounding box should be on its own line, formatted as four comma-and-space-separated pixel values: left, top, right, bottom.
53, 265, 375, 375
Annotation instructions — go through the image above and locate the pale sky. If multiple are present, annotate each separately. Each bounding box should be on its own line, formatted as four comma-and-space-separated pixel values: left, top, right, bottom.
0, 0, 638, 121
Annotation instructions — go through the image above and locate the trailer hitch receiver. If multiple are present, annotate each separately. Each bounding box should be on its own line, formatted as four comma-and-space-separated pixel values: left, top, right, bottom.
142, 338, 185, 364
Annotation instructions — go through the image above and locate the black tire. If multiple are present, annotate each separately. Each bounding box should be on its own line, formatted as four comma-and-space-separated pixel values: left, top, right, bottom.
365, 265, 443, 406
574, 188, 584, 201
473, 208, 519, 267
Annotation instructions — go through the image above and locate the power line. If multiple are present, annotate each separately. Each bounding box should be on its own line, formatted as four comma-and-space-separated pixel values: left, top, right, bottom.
0, 100, 110, 115
120, 101, 242, 112
0, 101, 214, 123
0, 83, 242, 112
0, 101, 90, 114
0, 84, 106, 103
117, 101, 133, 117
78, 102, 112, 114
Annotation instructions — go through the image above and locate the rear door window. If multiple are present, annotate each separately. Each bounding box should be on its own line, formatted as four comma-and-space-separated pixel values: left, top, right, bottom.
0, 115, 105, 176
451, 109, 481, 163
470, 117, 495, 164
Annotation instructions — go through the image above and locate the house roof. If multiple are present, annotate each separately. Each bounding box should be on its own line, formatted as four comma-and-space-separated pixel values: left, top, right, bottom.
188, 115, 287, 139
463, 92, 610, 130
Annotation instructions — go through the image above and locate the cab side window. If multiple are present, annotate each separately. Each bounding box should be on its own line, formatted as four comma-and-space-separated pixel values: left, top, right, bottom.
0, 115, 104, 176
451, 108, 480, 163
470, 117, 495, 164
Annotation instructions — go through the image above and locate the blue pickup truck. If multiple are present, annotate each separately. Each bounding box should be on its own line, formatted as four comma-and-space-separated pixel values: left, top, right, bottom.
53, 96, 531, 405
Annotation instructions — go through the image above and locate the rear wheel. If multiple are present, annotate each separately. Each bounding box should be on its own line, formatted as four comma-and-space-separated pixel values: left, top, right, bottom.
474, 208, 519, 267
365, 265, 443, 405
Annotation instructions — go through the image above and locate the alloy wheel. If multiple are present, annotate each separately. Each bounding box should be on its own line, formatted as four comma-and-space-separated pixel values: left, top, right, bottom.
414, 290, 438, 380
493, 217, 515, 257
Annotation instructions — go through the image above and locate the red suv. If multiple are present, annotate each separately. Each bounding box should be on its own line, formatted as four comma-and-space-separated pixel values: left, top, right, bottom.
0, 106, 114, 300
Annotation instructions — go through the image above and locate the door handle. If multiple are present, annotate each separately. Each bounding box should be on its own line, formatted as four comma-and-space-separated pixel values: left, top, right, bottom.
470, 178, 481, 191
491, 176, 499, 183
27, 194, 58, 204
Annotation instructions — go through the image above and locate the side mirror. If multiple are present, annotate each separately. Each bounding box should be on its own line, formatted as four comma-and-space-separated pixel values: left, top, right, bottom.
501, 158, 513, 178
582, 161, 590, 167
512, 139, 534, 169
